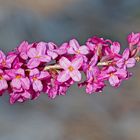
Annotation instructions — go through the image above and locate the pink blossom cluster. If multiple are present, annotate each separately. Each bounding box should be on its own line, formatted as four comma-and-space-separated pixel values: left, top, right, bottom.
0, 32, 140, 104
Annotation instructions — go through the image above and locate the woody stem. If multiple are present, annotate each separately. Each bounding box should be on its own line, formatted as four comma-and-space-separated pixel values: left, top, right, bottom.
43, 56, 140, 71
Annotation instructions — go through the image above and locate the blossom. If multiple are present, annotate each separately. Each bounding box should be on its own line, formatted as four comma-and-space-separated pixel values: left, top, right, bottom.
0, 32, 139, 104
0, 50, 16, 68
0, 69, 10, 93
29, 68, 50, 92
47, 42, 67, 59
9, 68, 30, 90
67, 39, 89, 55
86, 67, 105, 93
100, 66, 127, 87
17, 41, 31, 60
27, 42, 51, 68
127, 32, 140, 46
57, 56, 83, 82
116, 48, 136, 69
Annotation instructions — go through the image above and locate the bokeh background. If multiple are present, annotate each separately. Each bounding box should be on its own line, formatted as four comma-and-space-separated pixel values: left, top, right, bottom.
0, 0, 140, 140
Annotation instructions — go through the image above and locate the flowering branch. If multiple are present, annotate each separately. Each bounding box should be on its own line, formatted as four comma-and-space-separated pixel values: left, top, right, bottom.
0, 32, 140, 104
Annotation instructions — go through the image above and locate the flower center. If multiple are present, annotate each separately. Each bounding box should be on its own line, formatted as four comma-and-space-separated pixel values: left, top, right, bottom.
76, 50, 80, 54
0, 75, 3, 80
33, 76, 37, 81
68, 66, 74, 72
16, 75, 22, 79
35, 55, 40, 58
2, 60, 6, 66
109, 73, 114, 77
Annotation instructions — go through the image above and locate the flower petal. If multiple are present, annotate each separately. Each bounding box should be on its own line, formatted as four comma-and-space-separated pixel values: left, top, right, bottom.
72, 56, 83, 69
57, 71, 70, 82
33, 80, 43, 92
47, 50, 58, 59
27, 48, 38, 58
126, 58, 136, 68
11, 79, 21, 89
79, 45, 89, 54
16, 68, 25, 76
111, 42, 120, 54
116, 59, 125, 68
109, 75, 119, 87
38, 71, 50, 79
36, 42, 47, 55
70, 70, 81, 81
39, 55, 51, 62
0, 79, 8, 91
69, 39, 79, 51
0, 50, 5, 62
115, 69, 127, 79
27, 58, 40, 69
29, 68, 40, 76
122, 48, 130, 60
22, 91, 31, 99
21, 77, 30, 90
59, 57, 71, 69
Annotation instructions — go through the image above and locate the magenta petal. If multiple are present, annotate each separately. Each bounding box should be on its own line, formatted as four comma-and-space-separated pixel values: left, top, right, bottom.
70, 70, 81, 82
57, 71, 70, 82
79, 45, 89, 54
39, 55, 51, 62
18, 41, 28, 52
0, 79, 8, 91
30, 68, 40, 76
90, 54, 98, 66
6, 54, 17, 68
47, 50, 58, 59
115, 69, 127, 79
22, 91, 31, 99
38, 71, 49, 79
116, 59, 125, 68
59, 57, 71, 69
122, 48, 130, 60
21, 77, 30, 90
27, 48, 38, 58
126, 58, 136, 68
72, 56, 83, 69
33, 80, 43, 92
0, 50, 6, 61
36, 42, 47, 55
69, 39, 79, 51
111, 42, 120, 54
109, 75, 119, 87
11, 79, 21, 89
27, 58, 40, 68
16, 68, 25, 76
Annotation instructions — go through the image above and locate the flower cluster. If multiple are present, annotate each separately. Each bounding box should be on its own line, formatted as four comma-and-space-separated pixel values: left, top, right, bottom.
0, 32, 140, 104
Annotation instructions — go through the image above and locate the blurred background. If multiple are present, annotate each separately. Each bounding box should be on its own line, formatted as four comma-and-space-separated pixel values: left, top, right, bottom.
0, 0, 140, 140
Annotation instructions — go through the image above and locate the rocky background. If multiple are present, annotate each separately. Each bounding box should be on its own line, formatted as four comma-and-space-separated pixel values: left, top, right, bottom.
0, 0, 140, 140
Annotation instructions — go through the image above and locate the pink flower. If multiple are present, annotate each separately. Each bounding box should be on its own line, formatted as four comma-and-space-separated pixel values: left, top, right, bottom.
57, 56, 83, 82
27, 42, 51, 68
10, 90, 31, 104
17, 41, 31, 60
0, 69, 10, 93
116, 48, 136, 69
0, 50, 16, 68
86, 36, 111, 55
86, 67, 105, 93
29, 68, 50, 92
127, 32, 140, 46
10, 68, 30, 90
67, 39, 89, 55
100, 66, 127, 87
47, 42, 67, 59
